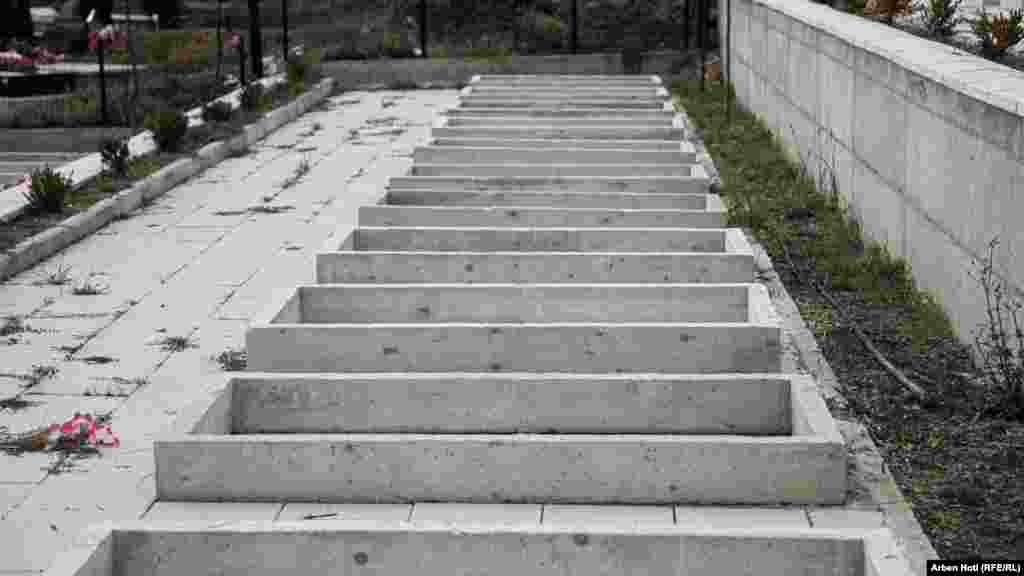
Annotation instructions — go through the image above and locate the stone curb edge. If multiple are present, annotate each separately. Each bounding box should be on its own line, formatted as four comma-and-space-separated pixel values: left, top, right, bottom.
673, 99, 938, 576
0, 78, 337, 284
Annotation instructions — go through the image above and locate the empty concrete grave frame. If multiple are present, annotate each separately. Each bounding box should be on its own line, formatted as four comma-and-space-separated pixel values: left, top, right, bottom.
386, 167, 711, 194
48, 520, 913, 576
356, 198, 725, 229
151, 370, 844, 504
382, 189, 718, 210
314, 224, 751, 285
410, 140, 698, 165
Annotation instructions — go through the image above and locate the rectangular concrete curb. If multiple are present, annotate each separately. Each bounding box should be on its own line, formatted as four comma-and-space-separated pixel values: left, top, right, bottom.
345, 227, 734, 252
357, 205, 724, 229
387, 176, 708, 194
444, 116, 676, 128
0, 78, 336, 283
409, 163, 698, 178
153, 429, 839, 504
443, 108, 677, 118
47, 521, 918, 576
288, 283, 761, 324
411, 146, 697, 165
243, 322, 782, 374
382, 189, 714, 209
453, 99, 667, 109
315, 250, 755, 284
428, 136, 689, 151
221, 372, 797, 435
432, 126, 688, 140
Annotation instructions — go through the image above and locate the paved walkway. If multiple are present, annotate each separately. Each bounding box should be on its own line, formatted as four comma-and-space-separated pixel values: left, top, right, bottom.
0, 87, 459, 574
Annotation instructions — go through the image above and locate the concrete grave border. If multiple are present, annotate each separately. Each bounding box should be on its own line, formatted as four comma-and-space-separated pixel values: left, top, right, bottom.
149, 365, 846, 504
46, 521, 913, 576
0, 78, 336, 284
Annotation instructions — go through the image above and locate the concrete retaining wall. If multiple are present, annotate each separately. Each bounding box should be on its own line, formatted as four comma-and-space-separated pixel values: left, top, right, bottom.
720, 0, 1024, 347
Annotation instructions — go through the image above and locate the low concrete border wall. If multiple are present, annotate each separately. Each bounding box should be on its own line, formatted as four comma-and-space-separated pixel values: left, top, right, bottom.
47, 521, 917, 576
320, 51, 700, 91
0, 79, 335, 283
719, 0, 1024, 346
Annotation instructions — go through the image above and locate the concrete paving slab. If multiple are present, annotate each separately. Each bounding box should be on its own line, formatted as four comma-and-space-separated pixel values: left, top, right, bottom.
543, 505, 674, 528
345, 227, 731, 252
409, 163, 697, 178
46, 521, 882, 576
387, 174, 708, 194
808, 508, 887, 531
144, 501, 283, 523
244, 322, 782, 374
429, 136, 687, 150
227, 373, 792, 435
315, 250, 754, 284
412, 146, 696, 165
0, 483, 33, 519
291, 283, 756, 324
411, 503, 541, 526
383, 189, 713, 209
278, 503, 412, 522
0, 452, 62, 484
358, 205, 723, 228
155, 432, 842, 504
674, 506, 812, 530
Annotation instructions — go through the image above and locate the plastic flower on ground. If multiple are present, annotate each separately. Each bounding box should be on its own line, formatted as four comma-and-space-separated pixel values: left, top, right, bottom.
227, 32, 241, 49
0, 51, 35, 66
47, 413, 120, 450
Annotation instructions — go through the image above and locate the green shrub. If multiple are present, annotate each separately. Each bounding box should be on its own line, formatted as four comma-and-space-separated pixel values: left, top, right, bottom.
971, 8, 1024, 60
144, 108, 188, 152
921, 0, 964, 38
100, 138, 131, 177
202, 100, 234, 123
286, 57, 308, 87
23, 166, 73, 215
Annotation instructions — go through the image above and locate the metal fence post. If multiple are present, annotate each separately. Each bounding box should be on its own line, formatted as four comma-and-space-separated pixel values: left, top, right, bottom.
699, 0, 706, 92
570, 0, 578, 53
420, 0, 428, 58
281, 0, 289, 62
247, 0, 263, 78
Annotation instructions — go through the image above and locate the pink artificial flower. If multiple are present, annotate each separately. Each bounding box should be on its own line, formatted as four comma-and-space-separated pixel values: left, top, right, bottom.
88, 31, 98, 51
227, 32, 240, 49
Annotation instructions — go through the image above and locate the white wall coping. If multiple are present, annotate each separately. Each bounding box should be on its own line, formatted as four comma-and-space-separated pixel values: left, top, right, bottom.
749, 0, 1024, 117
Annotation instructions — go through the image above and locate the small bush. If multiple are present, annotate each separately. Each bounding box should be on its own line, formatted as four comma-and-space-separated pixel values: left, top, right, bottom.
286, 57, 308, 87
971, 8, 1024, 61
920, 0, 964, 38
144, 108, 188, 152
239, 82, 265, 111
23, 166, 72, 215
100, 138, 131, 177
972, 238, 1024, 419
202, 100, 234, 123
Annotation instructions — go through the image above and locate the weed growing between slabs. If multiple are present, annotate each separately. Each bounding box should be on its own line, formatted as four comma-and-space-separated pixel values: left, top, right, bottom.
672, 79, 1023, 559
